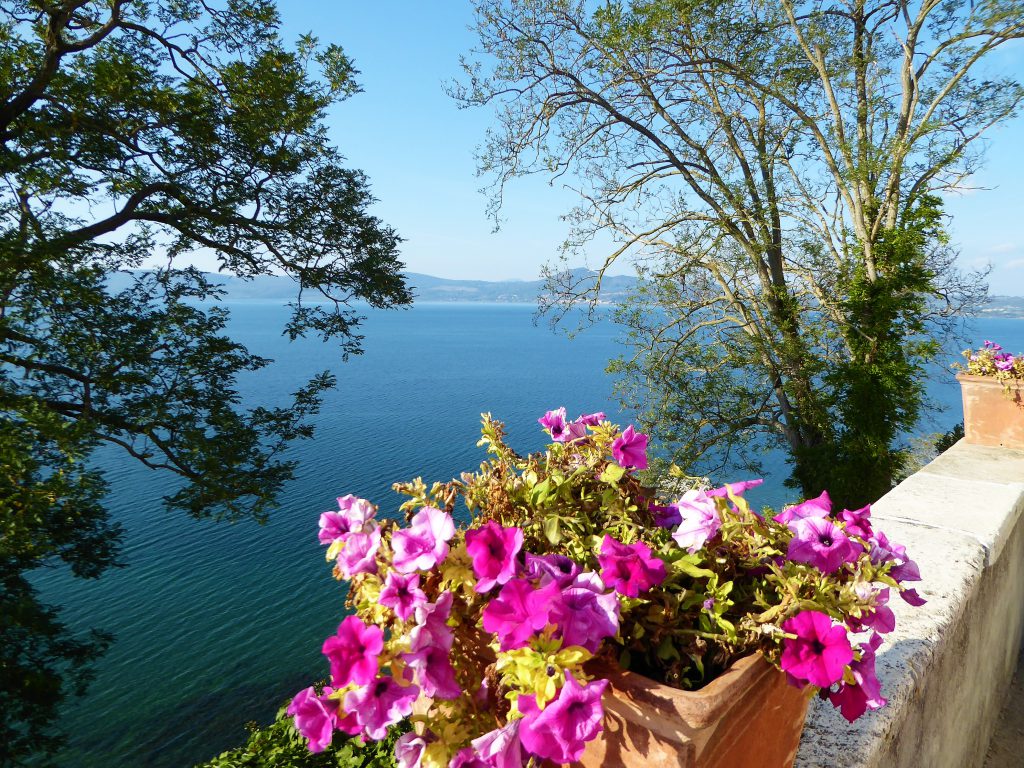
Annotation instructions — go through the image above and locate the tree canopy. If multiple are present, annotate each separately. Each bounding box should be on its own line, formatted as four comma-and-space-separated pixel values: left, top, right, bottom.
459, 0, 1020, 504
0, 1, 410, 763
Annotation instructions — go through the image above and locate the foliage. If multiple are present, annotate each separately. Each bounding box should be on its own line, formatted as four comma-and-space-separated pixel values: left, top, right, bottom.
286, 412, 923, 766
0, 2, 410, 763
455, 0, 1018, 507
196, 695, 402, 768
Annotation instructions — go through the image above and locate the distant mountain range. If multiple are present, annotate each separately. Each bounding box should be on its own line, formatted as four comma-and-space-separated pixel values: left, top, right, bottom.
107, 270, 1024, 316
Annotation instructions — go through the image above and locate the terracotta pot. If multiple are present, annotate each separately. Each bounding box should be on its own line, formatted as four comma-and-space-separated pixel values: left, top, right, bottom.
957, 373, 1024, 449
574, 654, 811, 768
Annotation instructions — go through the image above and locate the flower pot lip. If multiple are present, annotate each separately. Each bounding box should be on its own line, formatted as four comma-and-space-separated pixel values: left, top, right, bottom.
589, 652, 779, 729
956, 372, 1021, 385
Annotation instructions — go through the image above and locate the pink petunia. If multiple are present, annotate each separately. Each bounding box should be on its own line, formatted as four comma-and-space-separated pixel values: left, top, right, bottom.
611, 424, 649, 470
471, 720, 523, 768
827, 633, 887, 722
518, 672, 608, 764
671, 490, 722, 553
649, 500, 681, 528
394, 732, 429, 768
577, 411, 606, 426
787, 517, 858, 574
482, 578, 561, 650
286, 685, 338, 753
549, 572, 620, 653
335, 527, 381, 578
780, 611, 853, 688
466, 521, 523, 593
597, 535, 666, 598
322, 615, 383, 688
409, 591, 455, 652
318, 495, 377, 544
379, 571, 428, 621
840, 504, 873, 540
449, 748, 489, 768
538, 407, 570, 442
403, 644, 461, 700
343, 676, 419, 740
774, 490, 831, 528
521, 552, 581, 586
391, 506, 455, 573
705, 478, 764, 498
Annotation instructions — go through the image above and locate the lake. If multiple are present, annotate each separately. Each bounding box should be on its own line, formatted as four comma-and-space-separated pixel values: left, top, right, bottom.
33, 303, 1021, 767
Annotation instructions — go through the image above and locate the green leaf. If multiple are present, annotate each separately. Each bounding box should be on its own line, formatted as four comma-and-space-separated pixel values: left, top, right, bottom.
543, 515, 562, 544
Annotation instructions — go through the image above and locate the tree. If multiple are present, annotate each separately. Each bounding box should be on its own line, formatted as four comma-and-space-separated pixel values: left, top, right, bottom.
0, 1, 410, 763
457, 0, 1018, 504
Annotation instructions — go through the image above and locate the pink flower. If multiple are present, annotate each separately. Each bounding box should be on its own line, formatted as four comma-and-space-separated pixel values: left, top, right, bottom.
522, 552, 580, 586
395, 732, 429, 768
344, 676, 419, 740
519, 672, 608, 763
611, 424, 649, 469
318, 495, 377, 544
597, 535, 666, 598
840, 504, 873, 539
706, 478, 764, 498
483, 578, 561, 650
649, 500, 681, 528
391, 506, 455, 573
774, 490, 831, 528
449, 748, 489, 768
471, 721, 523, 768
538, 407, 570, 442
550, 572, 620, 653
787, 517, 858, 574
780, 611, 853, 688
671, 490, 721, 552
404, 644, 462, 700
577, 411, 606, 426
852, 585, 896, 634
466, 522, 524, 593
828, 633, 886, 722
379, 571, 428, 621
322, 616, 383, 688
286, 686, 338, 753
409, 591, 454, 652
335, 528, 381, 577
900, 587, 927, 606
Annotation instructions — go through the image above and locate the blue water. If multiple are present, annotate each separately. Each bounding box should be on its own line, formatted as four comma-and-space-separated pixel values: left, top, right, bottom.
32, 304, 1022, 767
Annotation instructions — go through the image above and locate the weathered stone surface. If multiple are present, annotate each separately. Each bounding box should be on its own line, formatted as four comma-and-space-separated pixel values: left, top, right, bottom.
795, 440, 1024, 768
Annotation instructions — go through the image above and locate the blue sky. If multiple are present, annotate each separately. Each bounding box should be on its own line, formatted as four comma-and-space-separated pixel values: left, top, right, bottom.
272, 4, 1024, 292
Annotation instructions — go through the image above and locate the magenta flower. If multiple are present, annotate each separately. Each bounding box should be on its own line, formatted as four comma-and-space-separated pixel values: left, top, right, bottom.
466, 521, 524, 593
852, 585, 896, 634
318, 512, 354, 545
840, 504, 873, 540
286, 686, 338, 753
900, 587, 927, 606
706, 478, 764, 498
379, 571, 428, 621
671, 490, 721, 552
471, 721, 522, 768
780, 611, 854, 688
649, 500, 681, 528
395, 732, 429, 768
984, 340, 1003, 350
318, 495, 376, 544
343, 676, 419, 740
522, 552, 581, 586
518, 672, 608, 763
482, 578, 561, 650
550, 572, 620, 653
577, 411, 606, 426
404, 644, 461, 700
995, 353, 1015, 371
597, 535, 666, 598
787, 517, 858, 574
322, 616, 383, 688
391, 506, 455, 573
409, 590, 454, 652
611, 424, 649, 469
449, 748, 489, 768
774, 490, 831, 527
538, 407, 570, 442
828, 633, 886, 722
335, 527, 381, 577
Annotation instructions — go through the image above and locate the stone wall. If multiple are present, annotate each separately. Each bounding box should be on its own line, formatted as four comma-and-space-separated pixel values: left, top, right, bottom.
795, 441, 1024, 768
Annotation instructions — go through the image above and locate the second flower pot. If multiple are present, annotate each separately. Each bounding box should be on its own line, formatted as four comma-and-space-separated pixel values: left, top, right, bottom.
575, 653, 811, 768
957, 372, 1024, 450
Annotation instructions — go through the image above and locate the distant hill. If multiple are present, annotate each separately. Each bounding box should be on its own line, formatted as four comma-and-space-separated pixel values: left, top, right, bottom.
980, 296, 1024, 318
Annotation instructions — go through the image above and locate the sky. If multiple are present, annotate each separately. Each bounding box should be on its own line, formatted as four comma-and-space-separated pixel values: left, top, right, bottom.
263, 4, 1024, 291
